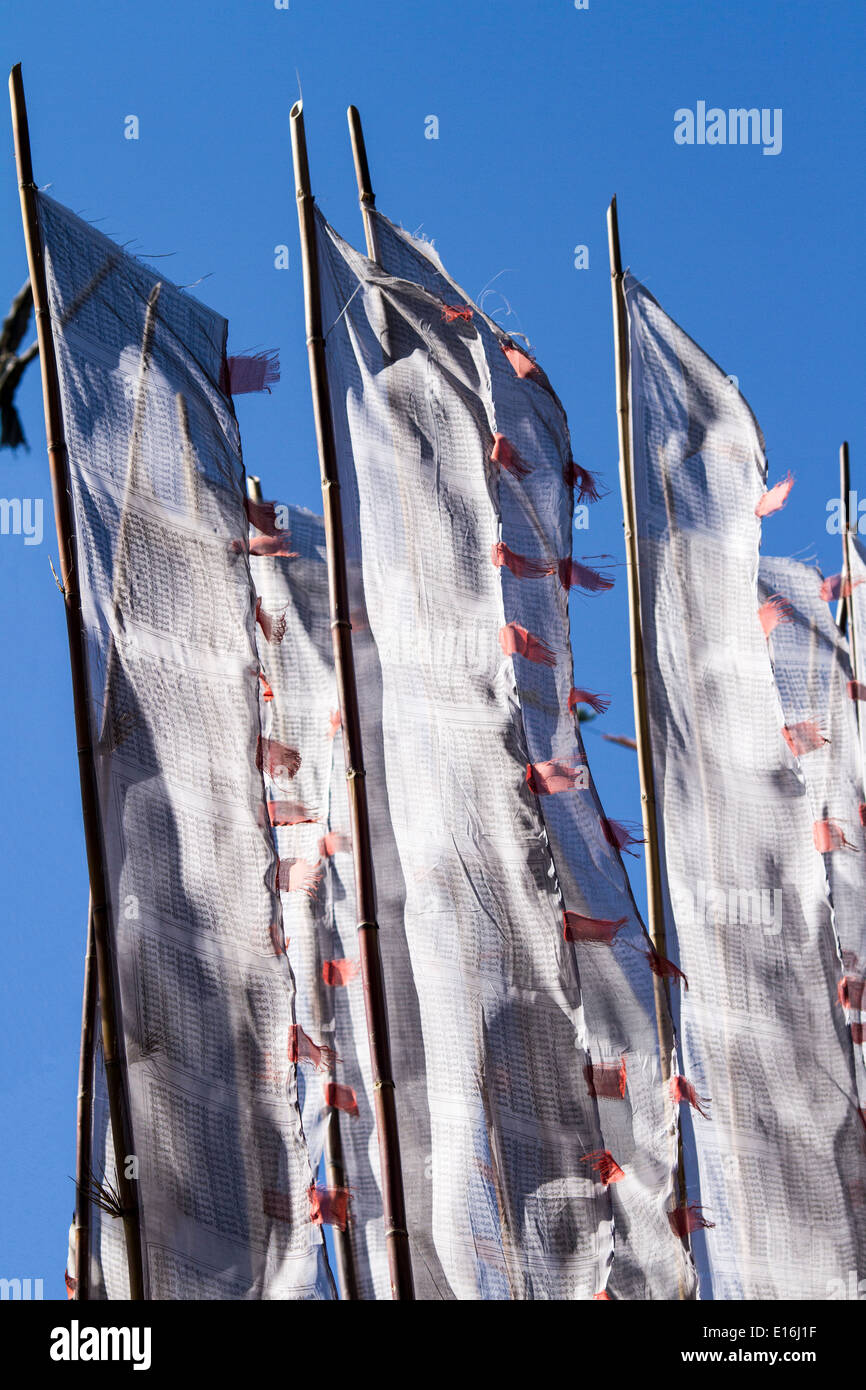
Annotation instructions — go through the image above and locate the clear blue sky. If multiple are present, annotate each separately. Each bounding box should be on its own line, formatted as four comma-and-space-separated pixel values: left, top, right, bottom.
0, 0, 863, 1297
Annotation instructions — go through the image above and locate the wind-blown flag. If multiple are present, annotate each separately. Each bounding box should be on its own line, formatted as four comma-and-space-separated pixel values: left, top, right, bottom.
625, 271, 866, 1298
759, 557, 866, 1025
39, 194, 333, 1299
313, 208, 691, 1299
839, 536, 866, 1097
250, 503, 447, 1298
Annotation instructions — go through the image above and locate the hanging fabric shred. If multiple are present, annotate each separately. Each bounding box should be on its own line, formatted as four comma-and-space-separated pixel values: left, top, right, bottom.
490, 541, 554, 579
222, 349, 280, 395
499, 622, 557, 666
754, 471, 794, 517
568, 687, 610, 715
558, 557, 615, 593
491, 432, 532, 478
563, 460, 602, 502
526, 757, 587, 795
562, 911, 627, 944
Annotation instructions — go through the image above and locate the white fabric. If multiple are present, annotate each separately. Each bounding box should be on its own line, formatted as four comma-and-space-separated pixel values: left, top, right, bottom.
39, 193, 333, 1299
311, 209, 690, 1298
250, 503, 444, 1298
759, 553, 866, 1116
626, 270, 866, 1298
371, 212, 690, 1300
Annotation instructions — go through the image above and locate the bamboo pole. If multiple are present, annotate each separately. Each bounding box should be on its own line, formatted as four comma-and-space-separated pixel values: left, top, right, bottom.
347, 106, 381, 263
74, 900, 96, 1299
246, 470, 359, 1300
607, 202, 691, 1280
837, 442, 852, 634
607, 197, 676, 1075
9, 63, 145, 1300
290, 100, 414, 1300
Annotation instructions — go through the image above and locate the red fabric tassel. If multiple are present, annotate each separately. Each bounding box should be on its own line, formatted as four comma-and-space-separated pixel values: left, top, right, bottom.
277, 857, 323, 897
670, 1075, 711, 1119
441, 303, 473, 322
491, 432, 532, 479
288, 1024, 337, 1071
499, 622, 556, 667
249, 533, 298, 558
584, 1057, 627, 1100
838, 976, 865, 1011
318, 831, 351, 857
563, 911, 627, 944
602, 818, 645, 854
258, 670, 274, 702
819, 572, 863, 602
668, 1204, 715, 1237
781, 721, 828, 756
527, 758, 587, 795
223, 349, 280, 396
267, 800, 319, 827
328, 709, 342, 739
581, 1150, 625, 1185
860, 804, 866, 828
245, 496, 287, 538
754, 471, 794, 518
853, 1023, 865, 1044
559, 557, 615, 594
645, 946, 688, 989
849, 680, 866, 702
323, 1081, 360, 1117
256, 735, 301, 782
490, 541, 554, 579
568, 687, 610, 715
308, 1184, 350, 1231
593, 1290, 612, 1301
758, 594, 793, 637
563, 460, 602, 502
255, 596, 287, 645
500, 341, 540, 381
322, 958, 360, 988
813, 819, 856, 852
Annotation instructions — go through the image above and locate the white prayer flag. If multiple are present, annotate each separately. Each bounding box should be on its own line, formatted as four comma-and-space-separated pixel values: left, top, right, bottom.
40, 193, 333, 1299
626, 270, 866, 1297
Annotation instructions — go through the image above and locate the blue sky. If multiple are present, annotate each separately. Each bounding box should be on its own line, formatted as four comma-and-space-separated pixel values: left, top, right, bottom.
0, 0, 863, 1297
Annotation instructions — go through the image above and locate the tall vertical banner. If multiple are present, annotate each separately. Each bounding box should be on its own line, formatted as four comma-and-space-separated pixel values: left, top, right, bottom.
39, 194, 333, 1299
250, 501, 441, 1298
312, 206, 690, 1298
625, 270, 866, 1297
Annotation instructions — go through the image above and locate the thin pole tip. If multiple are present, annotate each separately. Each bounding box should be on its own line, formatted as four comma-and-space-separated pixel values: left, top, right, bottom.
290, 99, 303, 121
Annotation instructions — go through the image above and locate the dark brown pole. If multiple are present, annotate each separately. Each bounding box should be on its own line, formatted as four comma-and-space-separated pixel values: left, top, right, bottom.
607, 198, 689, 1289
74, 900, 96, 1299
9, 63, 145, 1300
246, 470, 359, 1300
290, 100, 414, 1300
838, 442, 852, 634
